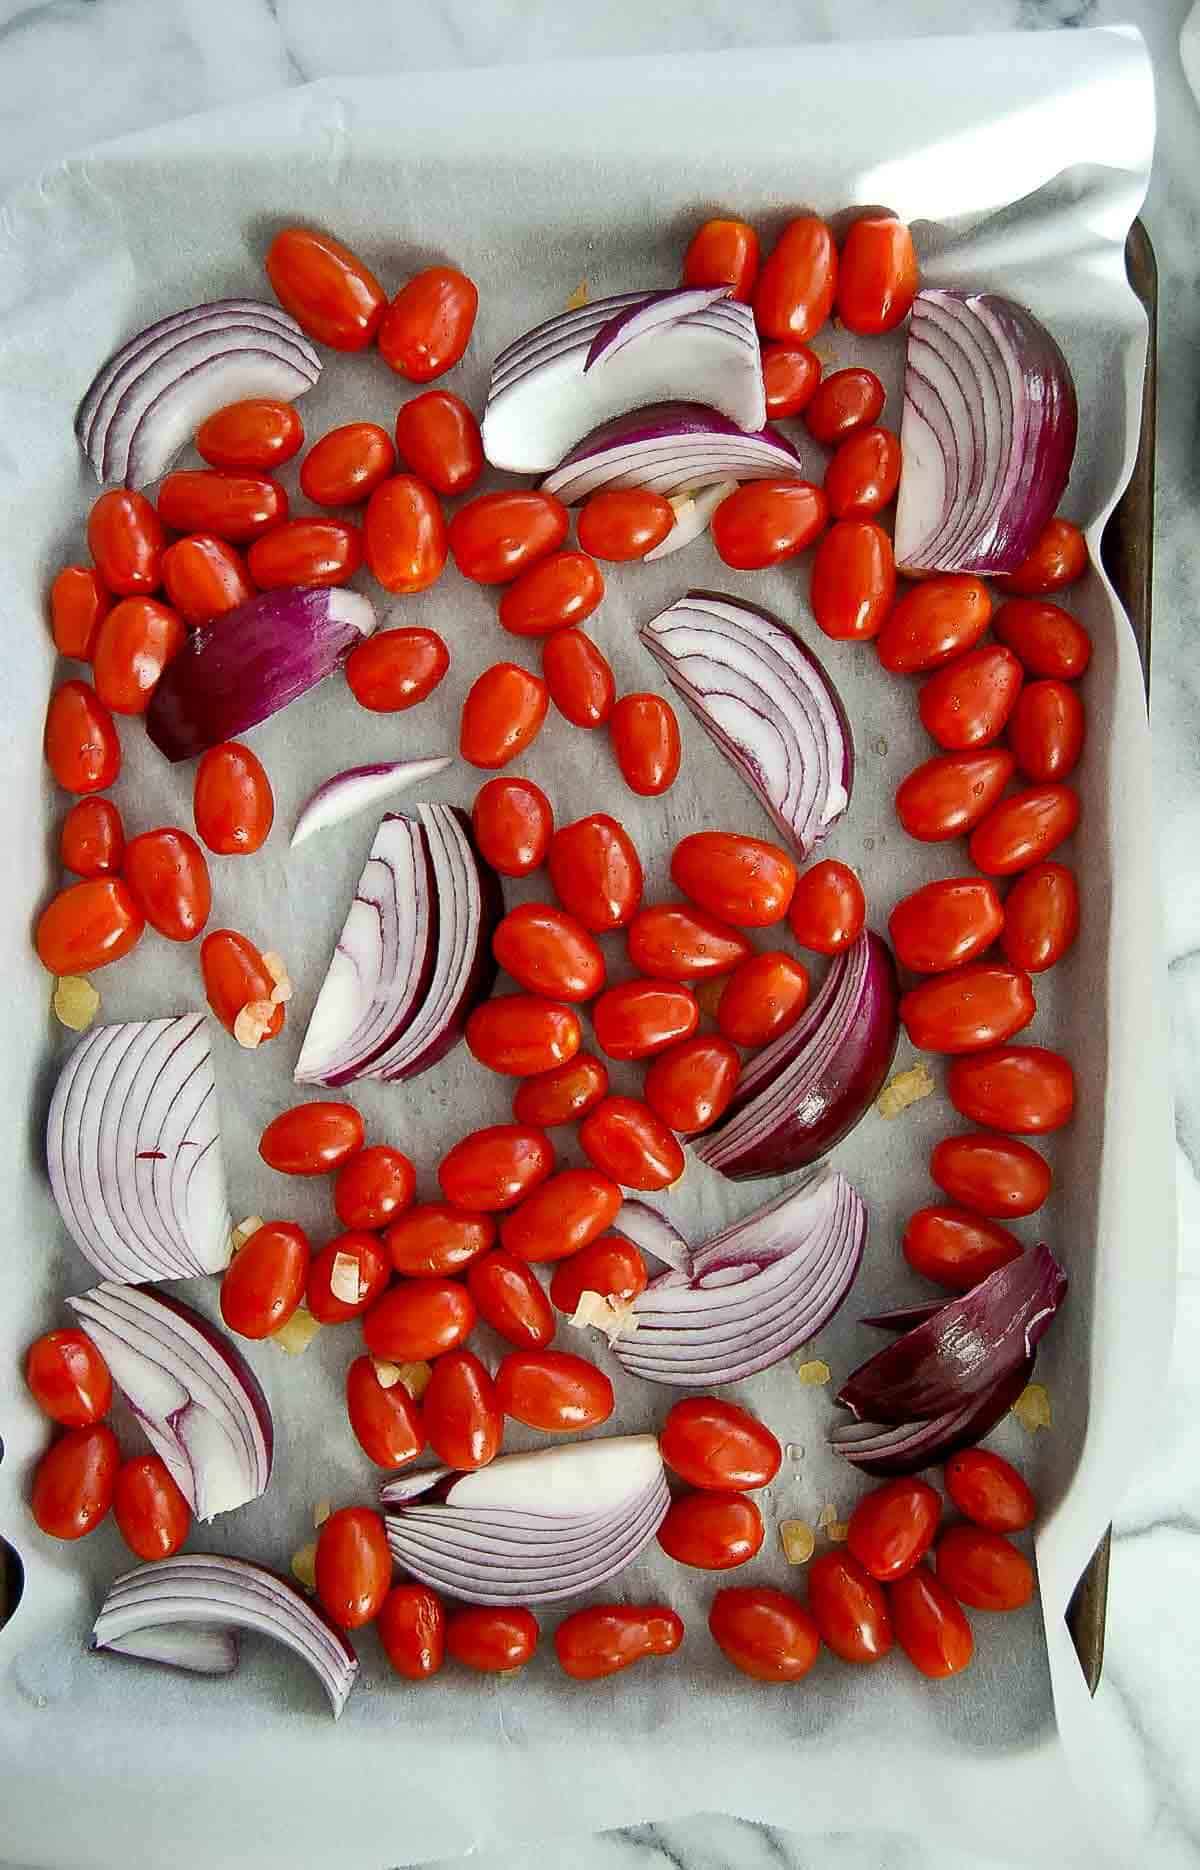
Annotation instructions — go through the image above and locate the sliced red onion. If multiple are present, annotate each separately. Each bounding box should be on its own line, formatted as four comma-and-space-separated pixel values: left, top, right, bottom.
67, 1284, 273, 1520
640, 591, 852, 860
611, 1199, 693, 1273
146, 587, 376, 763
77, 300, 305, 441
102, 1623, 239, 1676
695, 933, 899, 1181
92, 1555, 357, 1718
584, 287, 729, 370
860, 1300, 947, 1333
894, 289, 1077, 575
542, 404, 799, 503
291, 756, 452, 848
47, 1013, 230, 1284
830, 1358, 1034, 1477
645, 481, 738, 562
379, 1466, 455, 1508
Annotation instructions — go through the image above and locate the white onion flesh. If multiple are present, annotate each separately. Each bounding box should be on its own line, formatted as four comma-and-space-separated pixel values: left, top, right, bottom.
290, 756, 453, 848
644, 481, 738, 561
102, 1623, 239, 1676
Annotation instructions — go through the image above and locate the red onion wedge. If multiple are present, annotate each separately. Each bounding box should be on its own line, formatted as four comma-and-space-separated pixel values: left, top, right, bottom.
483, 288, 765, 473
147, 586, 376, 763
101, 1623, 239, 1676
830, 1358, 1035, 1477
893, 289, 1077, 575
92, 1554, 357, 1717
383, 1435, 668, 1605
296, 803, 500, 1086
67, 1283, 273, 1520
640, 591, 852, 860
860, 1300, 947, 1333
290, 756, 452, 848
612, 1199, 694, 1273
695, 933, 899, 1181
612, 1170, 866, 1388
542, 404, 800, 503
47, 1013, 231, 1284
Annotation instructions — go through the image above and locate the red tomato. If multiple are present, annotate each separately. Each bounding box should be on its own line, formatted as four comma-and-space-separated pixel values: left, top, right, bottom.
378, 1583, 445, 1680
895, 749, 1016, 842
498, 550, 604, 638
659, 1397, 781, 1491
609, 693, 681, 796
549, 1236, 647, 1313
1001, 861, 1079, 973
394, 391, 483, 496
626, 903, 751, 981
31, 1423, 119, 1541
948, 1045, 1075, 1135
314, 1506, 391, 1629
157, 471, 287, 543
936, 1524, 1035, 1612
889, 1564, 974, 1678
196, 399, 304, 471
836, 215, 919, 334
995, 516, 1087, 595
493, 903, 605, 1003
113, 1454, 191, 1560
944, 1449, 1036, 1533
659, 1492, 764, 1569
345, 626, 449, 712
466, 1249, 555, 1348
219, 1221, 309, 1338
91, 598, 184, 716
345, 1354, 426, 1467
61, 796, 124, 878
682, 217, 760, 300
246, 518, 362, 589
363, 476, 447, 595
438, 1124, 555, 1211
711, 480, 827, 570
466, 994, 581, 1076
259, 1101, 363, 1175
86, 489, 164, 596
555, 1604, 684, 1679
445, 1605, 538, 1673
708, 1585, 820, 1681
888, 877, 1003, 973
931, 1131, 1050, 1219
542, 628, 615, 727
460, 663, 549, 768
192, 742, 274, 855
50, 564, 110, 660
300, 422, 395, 506
548, 813, 643, 930
386, 1204, 495, 1277
378, 265, 478, 381
824, 427, 901, 520
847, 1478, 941, 1582
449, 491, 568, 584
900, 962, 1035, 1054
806, 1551, 893, 1664
643, 1035, 741, 1134
969, 784, 1079, 876
422, 1349, 502, 1470
123, 827, 212, 941
512, 1053, 608, 1128
362, 1278, 476, 1361
577, 488, 673, 562
993, 598, 1091, 680
787, 859, 866, 954
1008, 679, 1085, 782
592, 980, 699, 1061
499, 1167, 623, 1264
717, 950, 810, 1048
265, 227, 385, 350
761, 342, 821, 418
754, 216, 837, 343
579, 1095, 685, 1191
905, 1203, 1023, 1289
876, 575, 992, 673
35, 878, 143, 975
25, 1328, 111, 1426
472, 776, 553, 877
918, 646, 1024, 751
305, 1231, 391, 1324
200, 929, 285, 1041
334, 1145, 415, 1231
671, 831, 796, 929
495, 1349, 613, 1430
161, 535, 253, 625
809, 518, 895, 641
804, 368, 886, 446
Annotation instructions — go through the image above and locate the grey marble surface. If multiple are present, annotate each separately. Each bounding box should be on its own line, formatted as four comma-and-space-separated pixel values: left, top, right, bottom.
2, 1, 1197, 1866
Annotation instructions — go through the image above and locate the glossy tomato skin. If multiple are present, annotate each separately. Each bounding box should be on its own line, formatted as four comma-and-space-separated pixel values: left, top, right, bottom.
899, 962, 1035, 1054
682, 217, 760, 300
247, 518, 363, 589
877, 576, 992, 674
805, 367, 886, 447
345, 1354, 426, 1467
807, 1551, 893, 1663
658, 1492, 764, 1569
930, 1132, 1050, 1220
305, 1230, 390, 1323
672, 831, 796, 929
385, 1204, 495, 1277
449, 491, 568, 585
577, 489, 673, 562
593, 980, 699, 1061
918, 645, 1024, 751
438, 1124, 555, 1212
378, 1583, 445, 1680
935, 1524, 1034, 1611
363, 476, 447, 595
35, 878, 143, 975
1001, 861, 1079, 973
61, 796, 124, 878
513, 1053, 608, 1128
345, 626, 449, 712
809, 518, 895, 640
903, 1205, 1023, 1290
86, 490, 164, 596
761, 342, 821, 418
895, 750, 1016, 842
378, 265, 478, 381
31, 1423, 119, 1540
579, 1095, 685, 1191
394, 391, 483, 495
112, 1454, 191, 1560
993, 599, 1091, 680
495, 1349, 613, 1431
1008, 679, 1085, 781
836, 215, 919, 334
708, 1586, 820, 1682
460, 663, 549, 768
196, 399, 304, 471
660, 1398, 782, 1491
888, 877, 1003, 974
92, 597, 184, 715
422, 1349, 502, 1470
754, 216, 837, 343
362, 1278, 476, 1362
711, 480, 827, 570
220, 1221, 309, 1338
259, 1101, 364, 1175
193, 742, 273, 855
948, 1044, 1075, 1134
466, 1249, 555, 1348
157, 471, 287, 544
493, 903, 605, 1003
123, 827, 212, 941
300, 422, 395, 506
265, 227, 385, 350
548, 813, 643, 930
969, 784, 1079, 876
314, 1506, 392, 1630
200, 929, 285, 1040
466, 995, 581, 1076
25, 1328, 112, 1426
334, 1144, 415, 1231
50, 564, 110, 659
787, 859, 866, 954
643, 1035, 741, 1135
824, 427, 901, 520
995, 517, 1087, 595
609, 693, 682, 796
499, 1167, 622, 1264
847, 1478, 941, 1582
161, 535, 253, 625
888, 1564, 974, 1678
555, 1605, 684, 1679
472, 776, 553, 877
549, 1235, 647, 1313
627, 903, 751, 981
542, 628, 615, 727
944, 1449, 1036, 1533
445, 1605, 538, 1673
498, 550, 603, 638
717, 951, 810, 1048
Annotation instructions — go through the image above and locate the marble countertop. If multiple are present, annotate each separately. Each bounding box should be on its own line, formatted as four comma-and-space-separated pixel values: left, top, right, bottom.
2, 2, 1196, 1866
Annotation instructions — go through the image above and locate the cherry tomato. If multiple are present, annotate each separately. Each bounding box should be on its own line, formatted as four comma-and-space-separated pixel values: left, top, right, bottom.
903, 1204, 1023, 1290
1008, 679, 1085, 782
761, 342, 821, 418
438, 1124, 555, 1211
305, 1231, 391, 1323
836, 215, 919, 334
948, 1045, 1075, 1135
334, 1145, 415, 1231
157, 471, 287, 543
542, 628, 615, 727
936, 1524, 1035, 1611
708, 1585, 820, 1681
31, 1423, 119, 1540
806, 1551, 893, 1664
196, 399, 304, 471
577, 488, 673, 562
161, 535, 254, 625
495, 1349, 613, 1431
362, 1278, 476, 1361
466, 1248, 555, 1348
660, 1397, 781, 1491
345, 1354, 426, 1468
900, 962, 1035, 1054
259, 1101, 363, 1175
548, 813, 643, 930
823, 426, 901, 521
35, 878, 143, 974
876, 576, 992, 674
112, 1454, 191, 1560
393, 391, 483, 495
716, 951, 810, 1048
888, 1564, 973, 1678
25, 1328, 112, 1426
363, 476, 447, 594
86, 489, 164, 596
969, 784, 1079, 876
787, 859, 866, 954
888, 877, 1003, 974
682, 216, 759, 300
672, 832, 796, 929
846, 1477, 941, 1582
659, 1492, 763, 1569
493, 903, 606, 1002
386, 1204, 495, 1277
449, 490, 568, 585
809, 518, 895, 641
754, 216, 837, 343
460, 662, 549, 768
266, 227, 385, 349
50, 564, 110, 659
91, 597, 184, 716
512, 1052, 608, 1128
549, 1235, 647, 1313
314, 1506, 391, 1629
944, 1448, 1036, 1533
498, 550, 604, 638
995, 516, 1087, 595
422, 1349, 502, 1470
804, 367, 886, 447
918, 645, 1024, 751
219, 1220, 309, 1338
711, 480, 827, 570
592, 980, 699, 1061
378, 1583, 445, 1680
499, 1167, 622, 1264
931, 1131, 1051, 1219
466, 994, 581, 1076
627, 903, 751, 981
247, 518, 362, 589
895, 749, 1016, 842
378, 265, 478, 380
61, 796, 124, 878
993, 598, 1091, 680
445, 1605, 538, 1673
123, 827, 212, 941
192, 742, 273, 855
200, 929, 285, 1041
609, 693, 681, 796
1001, 861, 1079, 973
299, 422, 395, 506
579, 1095, 685, 1191
555, 1604, 683, 1679
344, 626, 449, 714
643, 1035, 741, 1135
472, 775, 553, 878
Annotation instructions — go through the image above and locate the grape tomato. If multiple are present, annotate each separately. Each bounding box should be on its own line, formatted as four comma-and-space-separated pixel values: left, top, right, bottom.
671, 831, 796, 929
609, 693, 681, 796
944, 1449, 1036, 1533
122, 827, 212, 942
935, 1524, 1034, 1612
888, 876, 1003, 974
495, 1349, 614, 1431
466, 1249, 555, 1348
806, 1551, 893, 1664
196, 399, 303, 471
422, 1348, 502, 1471
716, 951, 810, 1048
460, 662, 549, 768
363, 476, 447, 595
555, 1605, 684, 1679
682, 217, 760, 301
92, 598, 184, 716
219, 1221, 309, 1339
362, 1278, 476, 1362
300, 422, 396, 506
846, 1477, 941, 1582
445, 1605, 538, 1673
626, 903, 751, 981
642, 1035, 741, 1135
112, 1454, 191, 1561
157, 471, 287, 543
386, 1203, 495, 1277
193, 742, 274, 855
754, 215, 837, 343
498, 550, 604, 638
995, 516, 1087, 595
836, 215, 919, 334
265, 227, 385, 351
577, 489, 673, 562
1001, 861, 1080, 973
824, 426, 901, 520
659, 1397, 781, 1491
306, 1231, 390, 1324
314, 1506, 391, 1629
346, 1354, 426, 1468
393, 391, 484, 495
658, 1492, 764, 1570
259, 1101, 364, 1175
161, 535, 253, 626
761, 342, 821, 418
60, 796, 124, 878
379, 1583, 445, 1681
903, 1205, 1023, 1290
592, 979, 699, 1061
549, 1235, 647, 1313
35, 878, 143, 976
876, 575, 992, 674
499, 1167, 622, 1264
86, 489, 164, 596
804, 367, 886, 447
334, 1144, 415, 1231
449, 490, 568, 584
889, 1565, 974, 1678
512, 1053, 608, 1128
578, 1095, 685, 1191
466, 994, 581, 1076
437, 1124, 555, 1211
25, 1328, 112, 1427
345, 627, 449, 713
711, 480, 827, 570
50, 564, 110, 660
492, 903, 606, 1002
378, 265, 478, 381
930, 1131, 1051, 1219
31, 1423, 119, 1541
542, 628, 615, 728
787, 859, 865, 954
548, 813, 643, 930
810, 518, 895, 641
708, 1585, 820, 1682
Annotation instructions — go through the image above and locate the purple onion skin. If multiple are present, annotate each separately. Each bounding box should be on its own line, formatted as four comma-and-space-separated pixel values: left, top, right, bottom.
145, 1286, 274, 1482
835, 1357, 1035, 1477
860, 1300, 947, 1333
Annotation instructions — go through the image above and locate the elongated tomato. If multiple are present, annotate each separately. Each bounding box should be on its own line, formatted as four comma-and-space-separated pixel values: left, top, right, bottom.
944, 1449, 1036, 1533
25, 1328, 112, 1427
378, 265, 478, 381
460, 663, 549, 768
836, 215, 918, 334
810, 518, 895, 641
363, 476, 447, 595
969, 785, 1079, 876
512, 1053, 608, 1128
193, 742, 274, 855
787, 859, 865, 954
246, 518, 362, 590
659, 1493, 764, 1570
930, 1132, 1051, 1219
806, 1551, 893, 1664
948, 1045, 1075, 1134
682, 216, 759, 300
334, 1145, 415, 1231
219, 1221, 308, 1338
449, 491, 568, 585
577, 489, 673, 562
762, 342, 822, 418
627, 903, 751, 981
804, 368, 885, 446
711, 481, 827, 570
824, 428, 901, 521
609, 693, 681, 796
549, 1235, 647, 1313
1008, 679, 1085, 782
157, 471, 287, 544
112, 1453, 191, 1561
438, 1125, 555, 1212
445, 1605, 538, 1673
495, 1349, 613, 1430
708, 1585, 819, 1682
305, 1231, 390, 1323
847, 1478, 940, 1581
265, 228, 385, 350
643, 1035, 741, 1134
394, 391, 483, 496
542, 628, 615, 728
994, 516, 1087, 595
889, 1565, 973, 1678
422, 1348, 501, 1470
555, 1605, 684, 1680
888, 877, 1003, 973
935, 1524, 1035, 1612
548, 814, 643, 930
87, 490, 164, 596
493, 903, 605, 1002
45, 680, 121, 795
1001, 861, 1079, 973
877, 576, 992, 673
61, 796, 124, 879
993, 599, 1091, 679
200, 929, 285, 1043
903, 1205, 1023, 1290
345, 627, 449, 713
35, 878, 143, 975
754, 216, 837, 343
466, 995, 581, 1076
899, 963, 1035, 1054
196, 399, 303, 471
345, 1354, 425, 1468
161, 535, 253, 626
91, 598, 184, 716
592, 980, 699, 1061
259, 1101, 364, 1175
671, 832, 796, 928
578, 1095, 685, 1191
716, 951, 810, 1048
473, 776, 553, 877
499, 1167, 622, 1263
895, 750, 1015, 842
314, 1506, 391, 1629
31, 1423, 119, 1540
378, 1583, 445, 1680
50, 564, 110, 659
300, 422, 395, 506
385, 1204, 494, 1277
362, 1278, 476, 1361
466, 1249, 555, 1348
660, 1397, 781, 1491
123, 827, 211, 941
918, 646, 1023, 751
498, 550, 603, 637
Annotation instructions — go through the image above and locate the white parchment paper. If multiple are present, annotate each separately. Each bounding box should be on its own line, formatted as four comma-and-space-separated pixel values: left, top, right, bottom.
0, 27, 1174, 1870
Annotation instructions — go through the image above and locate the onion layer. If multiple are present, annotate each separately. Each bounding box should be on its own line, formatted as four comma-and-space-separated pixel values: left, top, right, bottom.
290, 756, 452, 847
830, 1358, 1034, 1477
542, 403, 800, 503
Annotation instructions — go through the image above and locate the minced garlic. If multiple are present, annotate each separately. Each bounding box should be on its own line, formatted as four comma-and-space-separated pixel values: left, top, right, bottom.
375, 1359, 432, 1399
779, 1519, 816, 1565
52, 974, 100, 1031
794, 1358, 831, 1387
230, 1215, 264, 1254
272, 1306, 320, 1355
291, 1542, 317, 1591
876, 1062, 935, 1119
233, 998, 278, 1049
1011, 1382, 1052, 1432
565, 280, 589, 309
330, 1250, 364, 1305
826, 1520, 849, 1543
816, 1503, 838, 1531
569, 1289, 640, 1342
312, 1500, 331, 1528
261, 952, 292, 1003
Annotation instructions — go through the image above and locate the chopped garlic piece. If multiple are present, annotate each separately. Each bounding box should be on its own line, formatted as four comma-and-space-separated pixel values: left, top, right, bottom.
261, 951, 293, 1004
779, 1519, 815, 1565
816, 1503, 838, 1530
795, 1358, 831, 1387
390, 1359, 432, 1399
291, 1542, 317, 1592
52, 974, 100, 1031
313, 1500, 331, 1528
693, 976, 726, 1021
231, 1215, 264, 1254
876, 1062, 935, 1120
570, 1289, 641, 1343
371, 1358, 404, 1389
565, 280, 589, 309
233, 998, 278, 1049
330, 1250, 364, 1305
827, 1520, 849, 1543
272, 1306, 320, 1355
1011, 1382, 1052, 1432
785, 1442, 804, 1462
